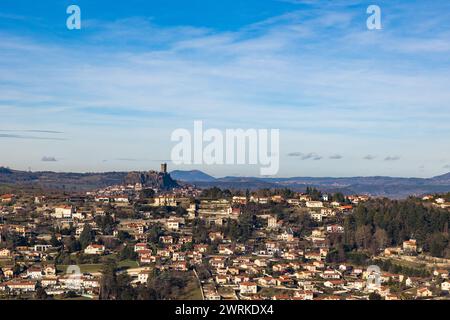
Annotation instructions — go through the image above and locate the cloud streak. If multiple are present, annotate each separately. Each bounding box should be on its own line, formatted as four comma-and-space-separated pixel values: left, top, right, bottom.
41, 156, 57, 162
385, 156, 401, 161
0, 134, 65, 140
0, 129, 63, 134
287, 152, 322, 160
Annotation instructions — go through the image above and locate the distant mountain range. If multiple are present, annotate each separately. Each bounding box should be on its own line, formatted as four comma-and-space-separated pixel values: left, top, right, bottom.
1, 166, 450, 198
170, 170, 450, 199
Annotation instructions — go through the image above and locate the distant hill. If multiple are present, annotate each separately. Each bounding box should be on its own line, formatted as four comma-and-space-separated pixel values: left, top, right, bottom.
0, 167, 178, 192
0, 167, 127, 191
0, 167, 13, 174
170, 170, 216, 182
430, 172, 450, 183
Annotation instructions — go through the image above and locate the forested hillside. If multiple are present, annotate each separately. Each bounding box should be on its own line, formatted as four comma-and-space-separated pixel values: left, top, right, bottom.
340, 199, 450, 258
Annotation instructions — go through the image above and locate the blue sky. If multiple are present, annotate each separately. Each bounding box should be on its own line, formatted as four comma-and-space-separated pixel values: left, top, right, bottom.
1, 0, 450, 177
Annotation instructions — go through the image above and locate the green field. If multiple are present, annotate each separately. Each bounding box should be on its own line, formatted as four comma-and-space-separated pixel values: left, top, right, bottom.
57, 259, 139, 274
117, 260, 139, 269
57, 264, 103, 274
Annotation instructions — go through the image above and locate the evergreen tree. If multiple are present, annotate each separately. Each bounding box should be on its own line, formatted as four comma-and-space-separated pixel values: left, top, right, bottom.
79, 224, 94, 249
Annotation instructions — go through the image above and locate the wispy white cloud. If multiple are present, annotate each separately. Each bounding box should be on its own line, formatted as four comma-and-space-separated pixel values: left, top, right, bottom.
288, 152, 322, 160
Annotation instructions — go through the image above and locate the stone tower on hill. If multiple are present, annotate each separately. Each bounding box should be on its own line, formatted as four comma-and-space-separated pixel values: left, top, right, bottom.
124, 163, 179, 190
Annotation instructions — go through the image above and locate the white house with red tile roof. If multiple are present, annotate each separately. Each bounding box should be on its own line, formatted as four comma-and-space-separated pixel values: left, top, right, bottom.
53, 205, 74, 218
4, 280, 36, 292
416, 287, 433, 298
84, 244, 105, 255
441, 281, 450, 291
0, 248, 11, 258
0, 194, 15, 203
134, 243, 148, 252
240, 282, 258, 294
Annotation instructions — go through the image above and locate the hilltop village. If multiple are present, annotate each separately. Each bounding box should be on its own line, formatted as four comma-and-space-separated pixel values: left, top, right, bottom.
0, 165, 449, 300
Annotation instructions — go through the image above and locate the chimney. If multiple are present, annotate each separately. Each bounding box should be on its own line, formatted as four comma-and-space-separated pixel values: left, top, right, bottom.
160, 163, 167, 174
